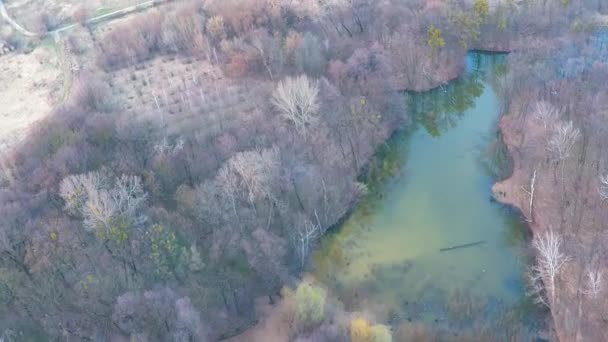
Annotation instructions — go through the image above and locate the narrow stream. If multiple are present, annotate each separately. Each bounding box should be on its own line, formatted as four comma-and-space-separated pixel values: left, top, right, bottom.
311, 52, 544, 337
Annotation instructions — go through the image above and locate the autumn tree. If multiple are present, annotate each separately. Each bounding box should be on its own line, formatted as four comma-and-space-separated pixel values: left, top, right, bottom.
206, 16, 226, 41
350, 317, 371, 342
426, 25, 445, 54
473, 0, 490, 20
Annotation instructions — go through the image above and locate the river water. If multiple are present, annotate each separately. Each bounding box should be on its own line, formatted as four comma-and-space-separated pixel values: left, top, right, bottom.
311, 52, 544, 337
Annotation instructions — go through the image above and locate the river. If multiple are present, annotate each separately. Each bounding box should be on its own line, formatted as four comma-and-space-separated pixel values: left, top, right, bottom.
311, 52, 545, 338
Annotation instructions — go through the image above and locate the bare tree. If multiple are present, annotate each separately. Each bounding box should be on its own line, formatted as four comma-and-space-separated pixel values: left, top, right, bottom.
59, 171, 108, 216
216, 164, 239, 217
547, 120, 581, 163
583, 268, 602, 299
530, 229, 570, 307
293, 215, 320, 269
546, 120, 581, 186
522, 169, 537, 222
533, 101, 559, 129
598, 174, 608, 200
60, 172, 147, 235
272, 75, 320, 134
226, 148, 280, 210
111, 175, 148, 227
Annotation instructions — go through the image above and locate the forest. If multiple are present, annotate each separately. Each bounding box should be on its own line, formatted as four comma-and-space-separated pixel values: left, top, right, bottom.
0, 0, 607, 341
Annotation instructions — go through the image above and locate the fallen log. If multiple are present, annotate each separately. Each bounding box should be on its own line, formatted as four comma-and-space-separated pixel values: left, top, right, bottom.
439, 240, 486, 252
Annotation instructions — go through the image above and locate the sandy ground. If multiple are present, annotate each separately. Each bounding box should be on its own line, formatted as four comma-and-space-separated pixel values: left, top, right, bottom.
0, 46, 61, 152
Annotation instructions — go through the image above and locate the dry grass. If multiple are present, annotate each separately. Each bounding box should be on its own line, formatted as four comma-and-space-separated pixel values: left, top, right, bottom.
0, 45, 61, 152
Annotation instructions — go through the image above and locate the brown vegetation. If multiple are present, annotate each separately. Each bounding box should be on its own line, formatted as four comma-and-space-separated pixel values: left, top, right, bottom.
1, 0, 607, 340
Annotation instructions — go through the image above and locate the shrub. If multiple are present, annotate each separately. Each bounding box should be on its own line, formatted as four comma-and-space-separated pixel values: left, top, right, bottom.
295, 283, 326, 330
350, 318, 371, 342
370, 324, 392, 342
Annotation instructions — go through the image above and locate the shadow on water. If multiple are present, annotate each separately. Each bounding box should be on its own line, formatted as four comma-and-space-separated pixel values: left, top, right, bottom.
311, 52, 547, 339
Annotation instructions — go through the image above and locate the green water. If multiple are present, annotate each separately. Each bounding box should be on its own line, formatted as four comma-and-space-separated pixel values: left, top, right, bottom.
312, 53, 539, 333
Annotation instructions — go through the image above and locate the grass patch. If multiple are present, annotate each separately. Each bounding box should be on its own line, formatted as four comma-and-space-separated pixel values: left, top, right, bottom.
92, 7, 118, 18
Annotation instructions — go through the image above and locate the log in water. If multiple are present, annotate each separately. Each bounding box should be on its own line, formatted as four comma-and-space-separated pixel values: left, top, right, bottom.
439, 240, 486, 252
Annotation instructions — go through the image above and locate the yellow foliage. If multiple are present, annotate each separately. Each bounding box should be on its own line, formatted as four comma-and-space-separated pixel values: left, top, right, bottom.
206, 16, 226, 39
50, 232, 58, 241
350, 318, 371, 342
426, 25, 445, 51
473, 0, 489, 19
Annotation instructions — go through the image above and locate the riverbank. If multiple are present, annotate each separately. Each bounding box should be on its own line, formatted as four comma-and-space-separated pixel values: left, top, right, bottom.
492, 33, 608, 340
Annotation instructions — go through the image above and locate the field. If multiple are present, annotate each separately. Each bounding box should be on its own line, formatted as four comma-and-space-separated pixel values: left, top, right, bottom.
0, 43, 61, 152
107, 54, 271, 139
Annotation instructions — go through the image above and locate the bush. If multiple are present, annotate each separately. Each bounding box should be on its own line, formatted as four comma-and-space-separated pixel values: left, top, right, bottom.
295, 283, 326, 330
350, 318, 371, 342
370, 324, 392, 342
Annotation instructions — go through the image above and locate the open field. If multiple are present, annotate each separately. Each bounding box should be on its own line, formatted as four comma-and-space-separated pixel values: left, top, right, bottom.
0, 44, 61, 152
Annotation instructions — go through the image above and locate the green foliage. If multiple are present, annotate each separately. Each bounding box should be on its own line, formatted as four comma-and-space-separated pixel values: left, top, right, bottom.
370, 324, 392, 342
46, 128, 78, 155
148, 224, 181, 277
497, 16, 508, 31
426, 25, 445, 51
295, 282, 326, 330
95, 217, 130, 245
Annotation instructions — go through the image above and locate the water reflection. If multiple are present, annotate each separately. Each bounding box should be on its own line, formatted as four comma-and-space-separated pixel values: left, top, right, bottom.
407, 53, 505, 138
311, 52, 545, 338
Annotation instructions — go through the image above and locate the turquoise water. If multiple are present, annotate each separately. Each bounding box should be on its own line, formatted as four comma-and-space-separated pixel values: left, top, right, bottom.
312, 53, 539, 335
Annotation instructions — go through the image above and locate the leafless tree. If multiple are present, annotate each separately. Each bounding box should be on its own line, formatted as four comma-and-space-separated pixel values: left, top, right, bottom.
583, 268, 602, 299
111, 175, 148, 227
293, 215, 320, 269
522, 169, 537, 222
530, 229, 570, 307
59, 171, 108, 216
546, 120, 581, 163
598, 174, 608, 200
60, 172, 147, 234
226, 148, 280, 210
533, 101, 559, 129
546, 120, 581, 186
216, 164, 239, 217
272, 75, 320, 134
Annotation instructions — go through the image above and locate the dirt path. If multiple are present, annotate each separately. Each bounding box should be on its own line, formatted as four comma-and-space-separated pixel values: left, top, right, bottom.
1, 0, 164, 38
0, 0, 39, 37
49, 0, 158, 35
